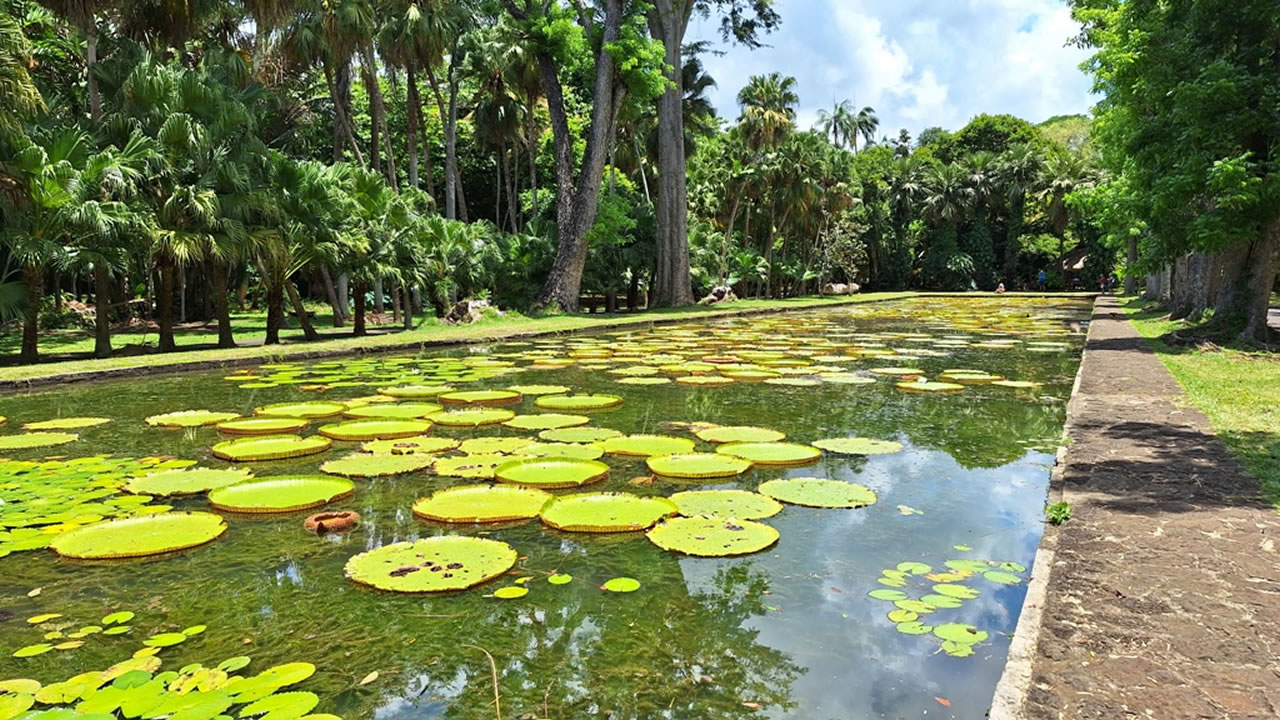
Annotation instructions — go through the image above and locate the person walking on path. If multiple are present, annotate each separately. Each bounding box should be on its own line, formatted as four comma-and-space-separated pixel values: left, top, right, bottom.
1038, 270, 1048, 291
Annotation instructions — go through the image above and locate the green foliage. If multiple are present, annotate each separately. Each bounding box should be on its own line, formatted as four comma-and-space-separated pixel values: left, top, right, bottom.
1045, 501, 1072, 525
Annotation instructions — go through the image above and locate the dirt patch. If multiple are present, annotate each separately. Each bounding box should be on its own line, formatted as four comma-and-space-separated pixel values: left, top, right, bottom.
1010, 297, 1280, 719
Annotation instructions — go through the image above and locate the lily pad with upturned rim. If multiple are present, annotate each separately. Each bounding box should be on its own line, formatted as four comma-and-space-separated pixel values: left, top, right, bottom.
49, 512, 227, 559
502, 414, 591, 431
208, 476, 354, 513
342, 403, 443, 420
378, 384, 454, 399
0, 432, 79, 450
145, 410, 241, 428
539, 492, 678, 532
534, 394, 623, 411
211, 435, 332, 462
646, 516, 779, 557
810, 437, 905, 456
360, 436, 459, 455
320, 453, 434, 478
513, 442, 605, 461
694, 426, 786, 444
426, 408, 516, 427
601, 434, 696, 457
539, 427, 623, 443
125, 468, 253, 496
318, 419, 433, 442
22, 417, 111, 431
343, 536, 518, 592
495, 458, 609, 489
254, 402, 347, 419
215, 417, 309, 436
438, 390, 523, 407
715, 442, 821, 467
412, 485, 552, 523
506, 384, 570, 396
758, 478, 877, 509
668, 489, 782, 519
645, 453, 752, 479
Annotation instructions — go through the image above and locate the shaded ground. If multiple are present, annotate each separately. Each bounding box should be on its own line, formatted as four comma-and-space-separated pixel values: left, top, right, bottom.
1022, 296, 1280, 719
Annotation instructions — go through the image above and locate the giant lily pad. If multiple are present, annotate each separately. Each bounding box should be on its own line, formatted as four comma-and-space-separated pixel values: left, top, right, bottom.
361, 436, 459, 455
318, 419, 432, 442
495, 458, 609, 489
502, 414, 591, 431
126, 468, 253, 496
255, 402, 347, 419
215, 417, 308, 436
0, 432, 78, 450
539, 493, 678, 532
320, 453, 434, 477
601, 434, 696, 457
50, 512, 227, 558
513, 442, 605, 460
344, 536, 517, 592
432, 454, 510, 479
438, 390, 523, 406
208, 476, 354, 513
810, 437, 904, 456
506, 384, 570, 395
211, 435, 332, 462
378, 384, 454, 399
694, 426, 786, 444
426, 408, 516, 427
646, 516, 779, 557
715, 442, 821, 467
668, 489, 782, 519
342, 403, 442, 420
539, 427, 623, 443
23, 417, 111, 431
758, 478, 878, 508
412, 485, 552, 523
145, 410, 241, 428
896, 381, 965, 393
458, 437, 535, 455
645, 453, 752, 479
534, 394, 623, 411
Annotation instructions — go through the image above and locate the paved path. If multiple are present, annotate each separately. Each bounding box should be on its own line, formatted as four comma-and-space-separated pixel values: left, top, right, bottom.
1014, 296, 1280, 718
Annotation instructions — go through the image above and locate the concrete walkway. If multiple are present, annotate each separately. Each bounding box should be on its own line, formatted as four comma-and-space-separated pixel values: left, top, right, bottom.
1004, 296, 1280, 718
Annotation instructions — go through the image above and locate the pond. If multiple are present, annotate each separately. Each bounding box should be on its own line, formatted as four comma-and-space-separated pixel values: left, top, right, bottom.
0, 296, 1090, 720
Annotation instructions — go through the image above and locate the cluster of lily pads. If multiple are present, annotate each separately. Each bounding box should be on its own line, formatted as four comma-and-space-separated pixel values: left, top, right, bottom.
867, 556, 1028, 657
0, 416, 115, 454
10, 610, 136, 659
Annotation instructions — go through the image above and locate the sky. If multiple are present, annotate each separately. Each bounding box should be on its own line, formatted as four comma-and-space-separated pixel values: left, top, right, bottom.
687, 0, 1096, 141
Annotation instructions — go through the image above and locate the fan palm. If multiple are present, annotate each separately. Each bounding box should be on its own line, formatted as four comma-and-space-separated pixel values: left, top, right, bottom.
736, 73, 798, 152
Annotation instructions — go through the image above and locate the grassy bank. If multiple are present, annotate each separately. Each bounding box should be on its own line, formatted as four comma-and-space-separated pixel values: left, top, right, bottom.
0, 293, 915, 386
1123, 297, 1280, 508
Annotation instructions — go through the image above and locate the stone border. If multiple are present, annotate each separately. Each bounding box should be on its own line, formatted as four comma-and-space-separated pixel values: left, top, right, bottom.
988, 295, 1097, 719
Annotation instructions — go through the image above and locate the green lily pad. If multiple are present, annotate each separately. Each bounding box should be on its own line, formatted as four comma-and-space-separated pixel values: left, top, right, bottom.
215, 417, 309, 436
412, 484, 552, 523
715, 442, 821, 467
933, 623, 989, 645
425, 408, 516, 427
319, 453, 434, 478
102, 611, 134, 625
538, 427, 623, 443
0, 692, 33, 717
212, 435, 332, 462
616, 377, 671, 385
432, 454, 510, 479
378, 384, 454, 399
12, 643, 53, 658
438, 390, 523, 406
217, 656, 251, 672
502, 414, 591, 431
0, 432, 78, 450
941, 640, 975, 657
492, 586, 528, 599
887, 609, 919, 623
548, 573, 572, 585
506, 384, 570, 395
992, 380, 1040, 389
645, 453, 753, 479
342, 403, 442, 420
694, 426, 786, 444
895, 621, 933, 635
50, 512, 227, 559
920, 594, 965, 609
254, 402, 347, 419
125, 468, 253, 496
23, 417, 111, 431
534, 394, 623, 411
540, 492, 678, 532
495, 457, 610, 489
458, 437, 535, 455
344, 536, 518, 592
360, 436, 459, 455
145, 410, 241, 428
809, 437, 905, 456
932, 584, 981, 599
870, 367, 925, 377
602, 577, 640, 593
999, 561, 1028, 573
240, 691, 318, 719
142, 632, 187, 648
897, 561, 932, 575
897, 380, 966, 393
944, 559, 992, 573
318, 419, 433, 442
514, 442, 606, 460
867, 589, 909, 601
668, 489, 782, 519
646, 516, 779, 557
602, 434, 696, 457
984, 570, 1023, 585
758, 478, 877, 508
208, 476, 354, 513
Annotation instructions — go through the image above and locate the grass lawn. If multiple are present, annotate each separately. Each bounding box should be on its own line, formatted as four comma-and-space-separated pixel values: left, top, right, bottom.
1123, 296, 1280, 509
0, 293, 919, 384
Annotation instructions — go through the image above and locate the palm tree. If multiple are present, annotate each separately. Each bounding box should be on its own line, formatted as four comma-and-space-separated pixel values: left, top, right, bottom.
0, 11, 43, 137
736, 73, 798, 152
815, 99, 854, 149
850, 104, 878, 152
997, 143, 1044, 272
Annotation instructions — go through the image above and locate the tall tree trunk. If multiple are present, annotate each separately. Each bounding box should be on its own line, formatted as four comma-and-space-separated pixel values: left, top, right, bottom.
353, 281, 368, 336
264, 283, 283, 345
1238, 220, 1280, 342
285, 278, 320, 341
527, 93, 539, 217
647, 0, 695, 307
373, 277, 384, 314
157, 260, 176, 352
20, 263, 41, 364
504, 145, 518, 232
327, 60, 366, 168
86, 22, 101, 123
1124, 236, 1139, 295
337, 273, 349, 318
360, 48, 381, 176
320, 265, 345, 326
532, 0, 626, 311
391, 282, 401, 323
93, 263, 112, 358
403, 285, 413, 329
407, 65, 421, 189
211, 260, 235, 348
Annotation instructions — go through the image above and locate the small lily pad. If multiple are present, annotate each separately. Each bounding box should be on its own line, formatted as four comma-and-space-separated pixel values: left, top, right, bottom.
895, 621, 933, 635
492, 586, 528, 599
12, 643, 53, 658
0, 432, 78, 450
143, 632, 188, 648
602, 577, 640, 593
933, 623, 989, 645
145, 410, 241, 428
867, 589, 909, 601
932, 584, 981, 599
983, 570, 1023, 585
23, 417, 111, 431
548, 574, 572, 585
102, 611, 134, 625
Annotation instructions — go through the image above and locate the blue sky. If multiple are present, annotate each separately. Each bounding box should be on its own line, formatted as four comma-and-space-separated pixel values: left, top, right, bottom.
688, 0, 1096, 140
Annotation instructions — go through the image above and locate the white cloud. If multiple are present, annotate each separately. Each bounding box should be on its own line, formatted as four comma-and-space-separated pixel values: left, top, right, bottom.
689, 0, 1094, 139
